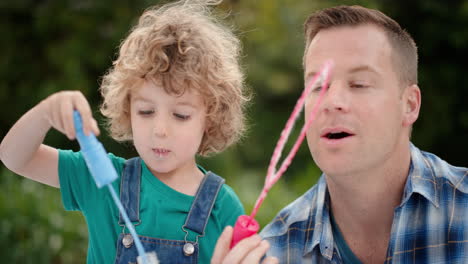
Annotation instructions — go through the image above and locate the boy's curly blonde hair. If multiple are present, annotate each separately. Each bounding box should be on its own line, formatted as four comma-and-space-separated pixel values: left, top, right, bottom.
100, 0, 249, 156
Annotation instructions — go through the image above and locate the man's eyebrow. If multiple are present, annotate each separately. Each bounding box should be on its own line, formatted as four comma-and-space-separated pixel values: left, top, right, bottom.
348, 65, 380, 75
305, 64, 380, 83
304, 71, 318, 85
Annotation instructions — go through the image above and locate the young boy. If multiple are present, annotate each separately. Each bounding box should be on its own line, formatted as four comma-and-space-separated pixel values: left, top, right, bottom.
0, 0, 248, 263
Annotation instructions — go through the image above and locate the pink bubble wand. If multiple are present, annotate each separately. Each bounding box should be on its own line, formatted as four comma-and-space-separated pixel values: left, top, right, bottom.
231, 60, 333, 248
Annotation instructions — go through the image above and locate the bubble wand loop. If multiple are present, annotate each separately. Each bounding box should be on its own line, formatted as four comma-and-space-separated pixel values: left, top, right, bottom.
251, 60, 332, 218
231, 60, 333, 248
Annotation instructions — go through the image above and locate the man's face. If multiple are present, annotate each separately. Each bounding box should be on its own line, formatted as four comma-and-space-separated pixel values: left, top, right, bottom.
304, 24, 419, 177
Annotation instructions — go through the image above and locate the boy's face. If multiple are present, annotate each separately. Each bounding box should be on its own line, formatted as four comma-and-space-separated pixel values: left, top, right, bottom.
304, 24, 419, 178
130, 80, 206, 178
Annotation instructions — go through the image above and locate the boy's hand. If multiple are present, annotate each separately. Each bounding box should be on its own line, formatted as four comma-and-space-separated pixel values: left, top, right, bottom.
42, 91, 100, 140
211, 226, 278, 264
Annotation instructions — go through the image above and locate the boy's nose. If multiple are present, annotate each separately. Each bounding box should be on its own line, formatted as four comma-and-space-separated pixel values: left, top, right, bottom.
153, 117, 168, 137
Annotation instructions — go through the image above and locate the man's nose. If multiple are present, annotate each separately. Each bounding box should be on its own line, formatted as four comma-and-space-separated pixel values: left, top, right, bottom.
321, 81, 349, 113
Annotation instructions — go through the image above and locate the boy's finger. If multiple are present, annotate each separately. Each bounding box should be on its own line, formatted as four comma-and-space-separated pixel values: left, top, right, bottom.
50, 100, 66, 138
61, 99, 75, 139
262, 257, 279, 264
74, 93, 94, 136
211, 226, 233, 264
91, 118, 100, 136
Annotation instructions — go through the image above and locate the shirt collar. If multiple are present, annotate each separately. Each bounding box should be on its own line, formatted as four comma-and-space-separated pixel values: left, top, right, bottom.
401, 143, 439, 208
304, 176, 335, 260
304, 143, 441, 259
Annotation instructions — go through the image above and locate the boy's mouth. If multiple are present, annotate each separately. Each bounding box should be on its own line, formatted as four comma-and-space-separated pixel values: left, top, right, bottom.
153, 148, 171, 158
153, 148, 170, 153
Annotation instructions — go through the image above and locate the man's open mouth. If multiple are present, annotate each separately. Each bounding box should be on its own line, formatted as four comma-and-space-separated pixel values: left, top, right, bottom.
325, 132, 352, 139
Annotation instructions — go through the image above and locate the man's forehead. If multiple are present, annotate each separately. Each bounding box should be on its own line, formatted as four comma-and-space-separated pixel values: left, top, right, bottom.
305, 25, 389, 57
305, 64, 380, 82
304, 25, 390, 82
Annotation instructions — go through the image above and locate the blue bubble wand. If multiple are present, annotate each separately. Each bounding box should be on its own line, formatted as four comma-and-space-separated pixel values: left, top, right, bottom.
73, 111, 158, 264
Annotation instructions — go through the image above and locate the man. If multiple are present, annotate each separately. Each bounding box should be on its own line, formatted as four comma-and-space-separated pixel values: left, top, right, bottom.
211, 5, 468, 264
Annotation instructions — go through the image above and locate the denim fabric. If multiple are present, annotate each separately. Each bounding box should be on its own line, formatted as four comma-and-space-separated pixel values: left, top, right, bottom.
260, 143, 468, 263
184, 172, 224, 234
119, 158, 141, 224
114, 157, 224, 264
114, 233, 199, 264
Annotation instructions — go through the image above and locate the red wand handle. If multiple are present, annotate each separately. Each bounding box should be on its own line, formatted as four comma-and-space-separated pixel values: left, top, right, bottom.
230, 215, 260, 248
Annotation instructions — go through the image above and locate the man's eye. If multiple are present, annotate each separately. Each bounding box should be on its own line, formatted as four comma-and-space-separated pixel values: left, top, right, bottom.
311, 83, 328, 93
312, 86, 322, 92
351, 83, 369, 89
138, 110, 154, 116
174, 113, 190, 120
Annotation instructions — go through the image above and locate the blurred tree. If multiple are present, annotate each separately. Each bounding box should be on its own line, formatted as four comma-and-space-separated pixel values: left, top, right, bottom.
0, 0, 466, 262
379, 0, 468, 166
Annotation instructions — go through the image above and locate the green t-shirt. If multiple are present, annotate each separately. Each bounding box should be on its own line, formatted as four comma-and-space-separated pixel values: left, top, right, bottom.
58, 150, 245, 264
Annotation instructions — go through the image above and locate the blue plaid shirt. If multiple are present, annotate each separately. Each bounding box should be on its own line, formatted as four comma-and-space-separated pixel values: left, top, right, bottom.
260, 144, 468, 263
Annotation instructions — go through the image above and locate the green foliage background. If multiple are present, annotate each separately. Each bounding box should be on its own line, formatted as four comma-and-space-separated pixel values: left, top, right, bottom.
1, 0, 467, 262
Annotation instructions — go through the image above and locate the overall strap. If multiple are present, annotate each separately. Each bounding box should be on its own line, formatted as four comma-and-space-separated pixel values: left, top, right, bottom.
183, 172, 225, 235
118, 157, 142, 225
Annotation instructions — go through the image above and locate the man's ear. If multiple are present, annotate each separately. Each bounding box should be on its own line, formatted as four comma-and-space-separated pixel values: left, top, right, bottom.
402, 84, 421, 127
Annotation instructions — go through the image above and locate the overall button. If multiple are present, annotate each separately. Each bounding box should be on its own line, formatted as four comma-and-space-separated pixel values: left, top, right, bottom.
122, 234, 134, 248
183, 242, 195, 256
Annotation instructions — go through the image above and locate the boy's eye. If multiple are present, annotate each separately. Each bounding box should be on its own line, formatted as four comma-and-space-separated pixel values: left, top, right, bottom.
138, 110, 154, 116
174, 113, 190, 120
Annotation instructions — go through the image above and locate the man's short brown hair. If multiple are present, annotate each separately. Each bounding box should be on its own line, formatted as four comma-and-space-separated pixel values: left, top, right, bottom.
304, 5, 418, 86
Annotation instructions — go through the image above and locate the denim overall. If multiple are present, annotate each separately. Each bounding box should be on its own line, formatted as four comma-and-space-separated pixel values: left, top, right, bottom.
114, 158, 225, 264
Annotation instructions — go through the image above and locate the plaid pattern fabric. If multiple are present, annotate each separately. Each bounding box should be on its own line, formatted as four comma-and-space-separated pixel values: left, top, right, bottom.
260, 143, 468, 264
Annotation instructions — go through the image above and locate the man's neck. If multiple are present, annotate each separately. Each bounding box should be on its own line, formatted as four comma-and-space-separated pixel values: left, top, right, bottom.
326, 146, 411, 263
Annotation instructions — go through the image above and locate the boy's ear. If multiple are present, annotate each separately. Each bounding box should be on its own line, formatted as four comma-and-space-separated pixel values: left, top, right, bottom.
402, 84, 421, 127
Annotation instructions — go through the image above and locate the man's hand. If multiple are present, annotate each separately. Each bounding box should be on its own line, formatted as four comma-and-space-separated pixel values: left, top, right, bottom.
211, 226, 279, 264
